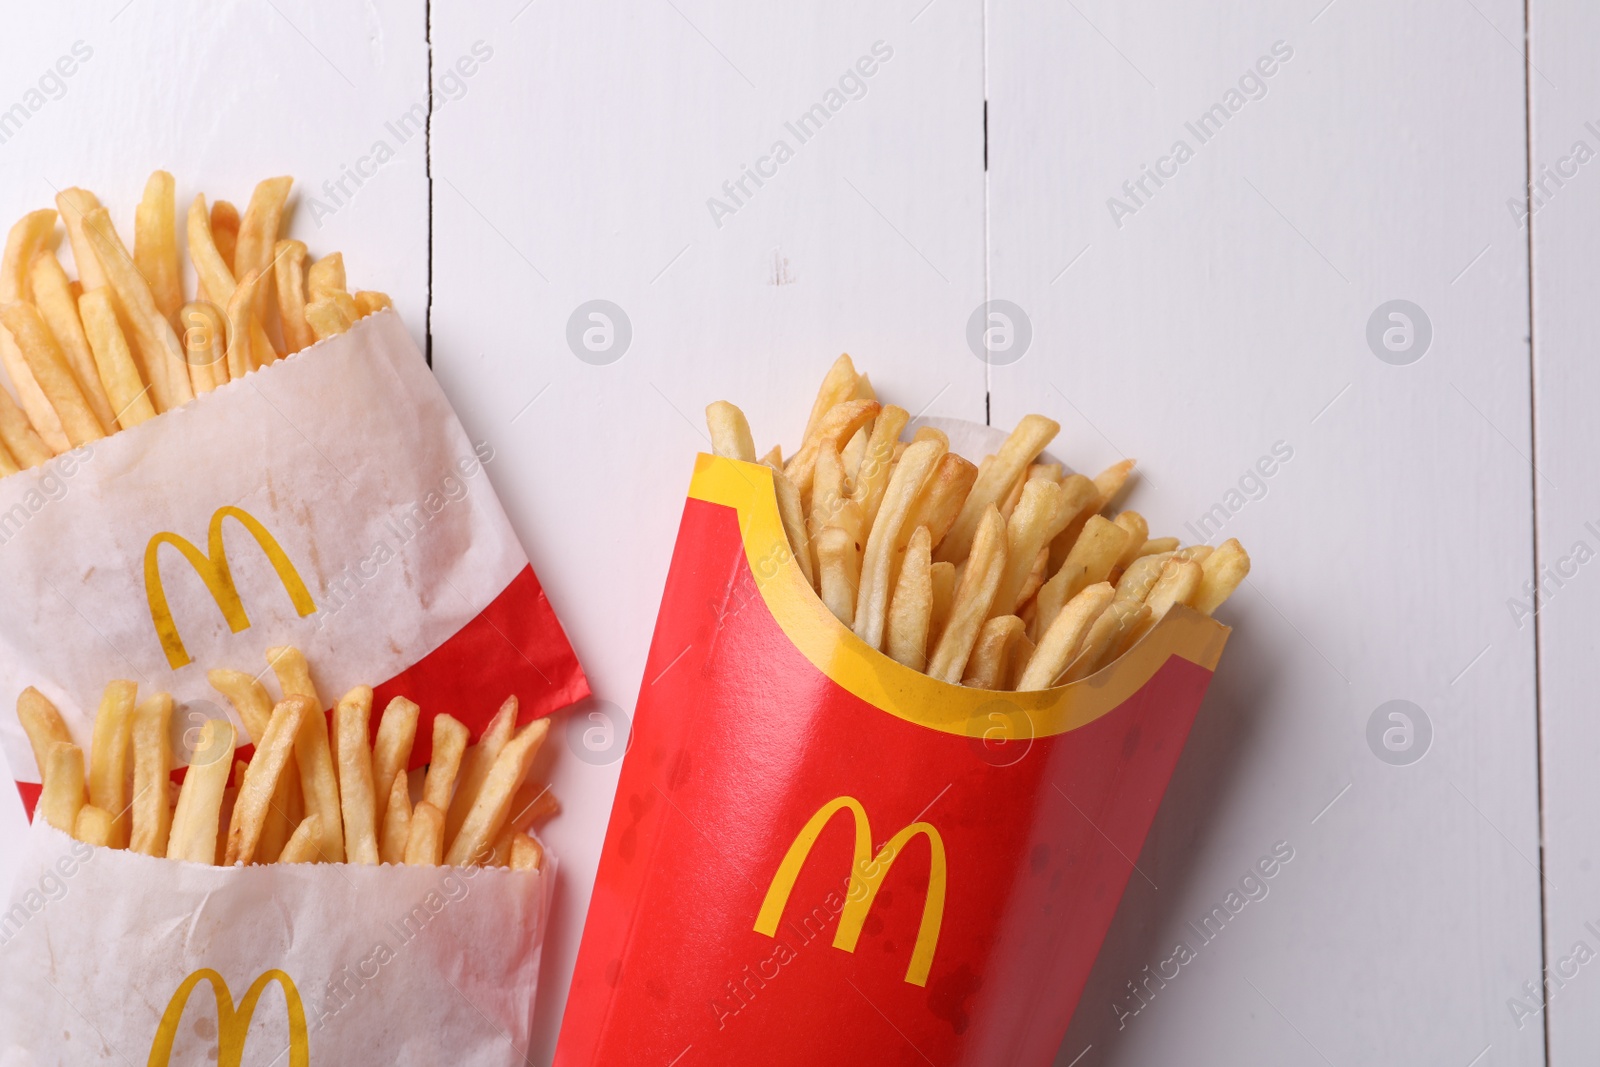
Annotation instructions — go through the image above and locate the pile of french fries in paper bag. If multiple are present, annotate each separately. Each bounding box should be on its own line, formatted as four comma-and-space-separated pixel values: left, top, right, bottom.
707, 355, 1250, 690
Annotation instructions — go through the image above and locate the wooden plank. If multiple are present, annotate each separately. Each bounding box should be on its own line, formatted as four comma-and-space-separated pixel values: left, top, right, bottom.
984, 2, 1544, 1063
429, 0, 985, 1056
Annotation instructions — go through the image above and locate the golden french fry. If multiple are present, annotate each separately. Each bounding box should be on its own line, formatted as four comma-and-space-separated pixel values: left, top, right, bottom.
226, 696, 309, 865
1045, 475, 1100, 571
423, 713, 470, 813
1176, 543, 1214, 564
1060, 602, 1133, 683
210, 199, 239, 272
134, 171, 183, 325
766, 460, 815, 589
1115, 551, 1174, 605
706, 400, 756, 462
510, 833, 544, 872
73, 804, 114, 847
166, 719, 236, 864
802, 354, 858, 444
759, 444, 782, 467
815, 526, 859, 627
445, 697, 517, 849
225, 270, 266, 378
77, 289, 154, 430
278, 814, 322, 864
990, 478, 1068, 618
0, 386, 50, 468
188, 194, 236, 307
1192, 538, 1251, 615
444, 718, 551, 867
354, 290, 392, 317
997, 468, 1028, 521
0, 438, 17, 477
783, 399, 880, 499
17, 686, 73, 781
0, 302, 104, 447
82, 207, 192, 412
1033, 515, 1131, 639
305, 295, 351, 341
928, 560, 957, 649
1018, 582, 1115, 690
55, 188, 107, 291
1015, 546, 1050, 609
1093, 604, 1150, 675
885, 525, 934, 670
267, 645, 321, 707
962, 615, 1026, 690
1138, 536, 1179, 557
30, 251, 116, 433
911, 425, 948, 450
332, 686, 378, 864
506, 780, 559, 834
809, 439, 860, 543
274, 239, 313, 354
849, 405, 910, 530
291, 700, 343, 863
1029, 462, 1063, 483
1094, 458, 1136, 510
372, 696, 420, 831
39, 741, 85, 834
1114, 559, 1203, 656
1112, 511, 1149, 571
307, 251, 347, 301
489, 823, 517, 867
1, 210, 70, 452
938, 414, 1059, 563
904, 453, 978, 551
129, 693, 174, 857
180, 301, 228, 393
1005, 632, 1037, 691
853, 439, 945, 650
927, 506, 1009, 683
206, 668, 274, 745
405, 800, 445, 866
380, 769, 412, 865
234, 177, 292, 317
87, 680, 136, 848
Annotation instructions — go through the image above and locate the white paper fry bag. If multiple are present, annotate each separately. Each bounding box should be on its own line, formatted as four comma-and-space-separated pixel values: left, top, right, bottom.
0, 821, 553, 1065
0, 310, 587, 809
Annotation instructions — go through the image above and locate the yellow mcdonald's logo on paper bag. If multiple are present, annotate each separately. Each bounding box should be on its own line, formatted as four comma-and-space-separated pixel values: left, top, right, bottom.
754, 795, 947, 987
148, 967, 309, 1066
144, 506, 316, 669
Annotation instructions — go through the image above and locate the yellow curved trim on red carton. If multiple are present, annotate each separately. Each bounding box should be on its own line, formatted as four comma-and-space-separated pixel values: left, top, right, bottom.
689, 453, 1230, 739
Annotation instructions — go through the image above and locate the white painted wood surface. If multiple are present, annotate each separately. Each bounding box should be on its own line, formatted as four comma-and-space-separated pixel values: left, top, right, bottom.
0, 0, 1575, 1064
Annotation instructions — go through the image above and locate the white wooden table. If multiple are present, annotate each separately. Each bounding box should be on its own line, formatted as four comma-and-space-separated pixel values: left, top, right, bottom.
0, 1, 1584, 1063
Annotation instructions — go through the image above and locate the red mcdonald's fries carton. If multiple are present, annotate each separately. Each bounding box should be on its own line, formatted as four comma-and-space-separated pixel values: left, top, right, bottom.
555, 454, 1229, 1066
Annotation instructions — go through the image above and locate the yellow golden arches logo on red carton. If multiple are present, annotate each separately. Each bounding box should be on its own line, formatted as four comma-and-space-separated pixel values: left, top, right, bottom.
147, 967, 309, 1067
144, 506, 317, 670
753, 795, 947, 987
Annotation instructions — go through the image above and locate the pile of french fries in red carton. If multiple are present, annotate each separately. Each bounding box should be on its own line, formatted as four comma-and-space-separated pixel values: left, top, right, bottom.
555, 358, 1247, 1064
0, 175, 586, 1062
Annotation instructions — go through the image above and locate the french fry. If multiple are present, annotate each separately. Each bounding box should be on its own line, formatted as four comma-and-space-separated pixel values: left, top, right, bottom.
279, 814, 323, 864
354, 290, 392, 317
927, 506, 1009, 683
1033, 516, 1131, 640
766, 460, 815, 589
489, 824, 518, 867
211, 199, 240, 272
904, 453, 978, 551
1046, 474, 1101, 571
0, 386, 51, 468
30, 251, 117, 433
372, 696, 420, 831
1018, 582, 1115, 690
1060, 602, 1130, 684
206, 668, 274, 747
1113, 559, 1203, 658
1, 209, 70, 452
55, 188, 107, 291
225, 696, 309, 866
990, 478, 1068, 618
505, 780, 559, 834
1093, 459, 1136, 510
225, 269, 266, 378
445, 697, 517, 848
17, 686, 72, 781
87, 680, 136, 849
885, 525, 934, 670
848, 405, 910, 529
938, 414, 1059, 563
305, 295, 352, 341
444, 718, 551, 867
815, 526, 858, 627
1191, 538, 1251, 615
405, 801, 445, 866
1138, 536, 1179, 557
962, 615, 1025, 689
1112, 511, 1149, 572
928, 560, 957, 649
77, 289, 155, 430
291, 700, 343, 863
911, 425, 948, 451
510, 833, 544, 872
997, 468, 1028, 522
783, 398, 880, 499
129, 693, 174, 857
0, 302, 105, 447
810, 439, 863, 548
706, 400, 756, 462
267, 645, 322, 707
234, 176, 292, 333
853, 439, 945, 650
759, 444, 782, 467
274, 239, 313, 354
801, 353, 857, 445
82, 206, 193, 412
166, 719, 236, 864
134, 171, 183, 325
379, 770, 412, 865
1114, 551, 1173, 605
307, 251, 347, 302
39, 742, 85, 834
188, 194, 236, 307
0, 439, 17, 477
73, 804, 114, 847
179, 301, 228, 393
423, 713, 470, 813
335, 686, 379, 864
1176, 543, 1214, 564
